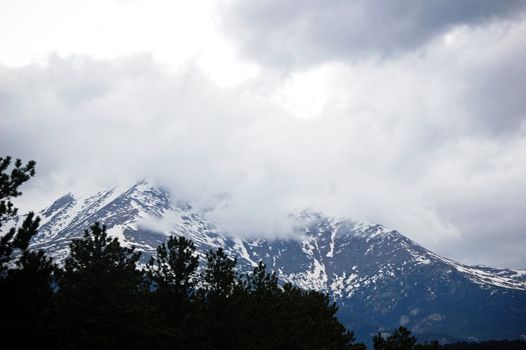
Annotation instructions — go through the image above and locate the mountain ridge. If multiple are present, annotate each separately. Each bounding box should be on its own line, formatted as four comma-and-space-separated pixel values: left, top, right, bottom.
21, 180, 526, 343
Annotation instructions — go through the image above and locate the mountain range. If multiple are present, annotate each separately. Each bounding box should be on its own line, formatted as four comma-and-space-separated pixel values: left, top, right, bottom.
24, 180, 526, 343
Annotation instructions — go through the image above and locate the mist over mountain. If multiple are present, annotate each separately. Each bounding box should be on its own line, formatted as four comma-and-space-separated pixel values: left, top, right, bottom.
26, 180, 526, 344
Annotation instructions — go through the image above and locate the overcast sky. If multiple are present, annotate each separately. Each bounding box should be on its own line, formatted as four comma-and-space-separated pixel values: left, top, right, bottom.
1, 0, 525, 268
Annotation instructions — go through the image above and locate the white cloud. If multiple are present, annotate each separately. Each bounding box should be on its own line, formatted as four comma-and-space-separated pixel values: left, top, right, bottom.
0, 0, 257, 86
1, 1, 525, 268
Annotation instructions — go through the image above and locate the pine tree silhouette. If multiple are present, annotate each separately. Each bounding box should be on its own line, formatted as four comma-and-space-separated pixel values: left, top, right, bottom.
147, 235, 200, 348
56, 223, 152, 350
0, 156, 39, 272
0, 156, 56, 347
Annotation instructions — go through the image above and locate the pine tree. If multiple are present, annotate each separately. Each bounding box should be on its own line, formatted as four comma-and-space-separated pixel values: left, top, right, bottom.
0, 250, 57, 347
200, 247, 239, 349
235, 261, 283, 350
147, 235, 199, 297
203, 247, 237, 299
374, 332, 388, 350
276, 283, 356, 349
245, 261, 280, 296
0, 156, 39, 272
147, 235, 200, 348
56, 223, 152, 350
389, 326, 417, 350
0, 156, 58, 347
373, 326, 418, 350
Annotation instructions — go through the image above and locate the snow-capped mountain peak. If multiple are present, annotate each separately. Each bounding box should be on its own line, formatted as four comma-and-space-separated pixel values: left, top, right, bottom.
25, 180, 526, 343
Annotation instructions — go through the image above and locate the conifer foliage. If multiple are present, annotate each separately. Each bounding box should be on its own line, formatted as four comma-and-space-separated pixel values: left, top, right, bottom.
56, 223, 152, 349
0, 156, 39, 271
147, 235, 199, 297
0, 156, 56, 347
373, 327, 439, 350
146, 235, 200, 348
2, 155, 525, 350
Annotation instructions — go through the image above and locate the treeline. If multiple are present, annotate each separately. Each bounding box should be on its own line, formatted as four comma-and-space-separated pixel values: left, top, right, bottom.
441, 340, 526, 350
371, 328, 526, 350
0, 156, 359, 349
1, 157, 526, 350
1, 223, 358, 349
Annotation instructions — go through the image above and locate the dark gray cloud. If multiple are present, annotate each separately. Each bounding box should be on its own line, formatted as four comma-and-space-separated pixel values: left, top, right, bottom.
464, 41, 526, 134
219, 0, 526, 68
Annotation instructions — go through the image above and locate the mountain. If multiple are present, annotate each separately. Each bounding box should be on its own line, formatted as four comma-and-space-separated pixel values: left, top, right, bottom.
26, 181, 526, 343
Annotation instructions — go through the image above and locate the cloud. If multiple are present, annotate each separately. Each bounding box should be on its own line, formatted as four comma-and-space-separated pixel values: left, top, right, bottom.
219, 0, 526, 69
1, 12, 526, 268
0, 54, 299, 235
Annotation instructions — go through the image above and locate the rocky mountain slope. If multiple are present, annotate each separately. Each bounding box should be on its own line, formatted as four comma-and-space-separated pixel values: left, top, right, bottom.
25, 181, 526, 343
